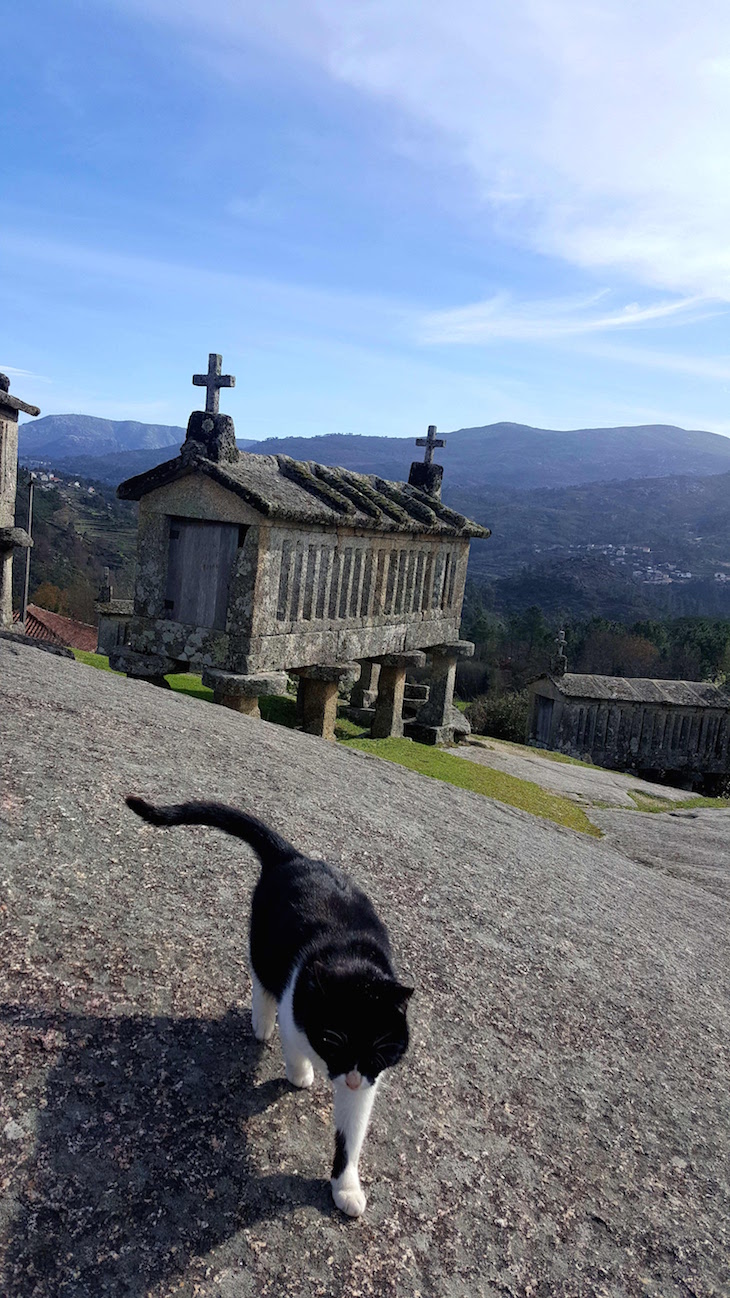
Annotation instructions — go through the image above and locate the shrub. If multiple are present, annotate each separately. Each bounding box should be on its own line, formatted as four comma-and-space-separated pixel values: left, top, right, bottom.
465, 690, 529, 743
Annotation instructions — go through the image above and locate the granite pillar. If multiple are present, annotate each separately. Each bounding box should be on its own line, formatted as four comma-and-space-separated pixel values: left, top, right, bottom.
371, 651, 426, 739
407, 640, 474, 745
293, 663, 358, 741
0, 375, 40, 629
202, 668, 289, 720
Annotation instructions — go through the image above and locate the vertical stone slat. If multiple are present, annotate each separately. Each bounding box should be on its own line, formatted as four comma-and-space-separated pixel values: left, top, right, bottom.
385, 551, 398, 614
291, 544, 305, 622
338, 547, 354, 619
422, 553, 434, 611
302, 544, 318, 621
394, 549, 408, 613
328, 549, 342, 620
349, 549, 364, 617
276, 539, 293, 622
361, 550, 374, 618
374, 550, 388, 614
316, 546, 333, 621
414, 551, 426, 614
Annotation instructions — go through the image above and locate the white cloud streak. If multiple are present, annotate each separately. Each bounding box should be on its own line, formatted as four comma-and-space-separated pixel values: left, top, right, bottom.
419, 292, 715, 344
119, 0, 730, 298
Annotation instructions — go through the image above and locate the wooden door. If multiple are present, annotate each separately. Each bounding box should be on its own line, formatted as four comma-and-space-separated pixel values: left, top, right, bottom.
164, 518, 242, 629
535, 695, 554, 745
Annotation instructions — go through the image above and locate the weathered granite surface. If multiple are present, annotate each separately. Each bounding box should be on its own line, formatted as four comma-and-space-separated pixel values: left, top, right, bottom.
459, 738, 696, 809
1, 640, 728, 1297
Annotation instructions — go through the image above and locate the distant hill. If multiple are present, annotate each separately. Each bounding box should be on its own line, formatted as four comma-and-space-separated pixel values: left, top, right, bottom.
451, 469, 730, 580
23, 419, 730, 491
248, 422, 730, 489
49, 441, 255, 484
18, 414, 186, 461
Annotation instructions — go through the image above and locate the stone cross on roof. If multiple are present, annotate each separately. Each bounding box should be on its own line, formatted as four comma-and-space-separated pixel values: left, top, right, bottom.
192, 353, 235, 415
552, 628, 568, 677
416, 424, 445, 465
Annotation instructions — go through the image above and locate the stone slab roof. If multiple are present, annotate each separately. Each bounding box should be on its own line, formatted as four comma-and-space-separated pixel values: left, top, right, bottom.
543, 672, 730, 707
118, 449, 490, 538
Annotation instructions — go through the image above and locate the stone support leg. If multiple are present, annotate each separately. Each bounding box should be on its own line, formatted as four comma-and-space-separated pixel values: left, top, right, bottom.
371, 664, 408, 739
293, 663, 358, 742
407, 641, 474, 746
351, 660, 381, 710
300, 677, 339, 740
0, 550, 12, 630
0, 529, 31, 631
370, 651, 426, 739
202, 668, 288, 722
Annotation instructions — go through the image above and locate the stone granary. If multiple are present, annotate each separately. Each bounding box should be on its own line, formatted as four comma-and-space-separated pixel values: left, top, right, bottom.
111, 355, 489, 741
527, 670, 730, 788
0, 374, 40, 629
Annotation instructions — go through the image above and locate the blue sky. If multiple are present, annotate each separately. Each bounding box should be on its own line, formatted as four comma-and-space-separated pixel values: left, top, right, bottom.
3, 0, 730, 439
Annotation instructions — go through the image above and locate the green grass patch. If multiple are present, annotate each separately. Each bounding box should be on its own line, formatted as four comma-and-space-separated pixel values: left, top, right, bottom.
73, 649, 123, 674
260, 694, 297, 727
629, 789, 730, 813
165, 672, 213, 702
341, 736, 602, 837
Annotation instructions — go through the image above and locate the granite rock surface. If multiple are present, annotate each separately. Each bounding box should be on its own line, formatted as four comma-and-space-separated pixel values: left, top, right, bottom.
0, 641, 728, 1297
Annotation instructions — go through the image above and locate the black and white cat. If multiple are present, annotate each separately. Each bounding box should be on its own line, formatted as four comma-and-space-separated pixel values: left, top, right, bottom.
125, 796, 413, 1217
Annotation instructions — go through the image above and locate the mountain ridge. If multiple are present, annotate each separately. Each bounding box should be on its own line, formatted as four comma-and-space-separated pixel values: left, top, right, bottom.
22, 416, 730, 491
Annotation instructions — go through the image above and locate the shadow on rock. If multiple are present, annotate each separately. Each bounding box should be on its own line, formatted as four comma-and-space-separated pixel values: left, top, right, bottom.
1, 1003, 332, 1296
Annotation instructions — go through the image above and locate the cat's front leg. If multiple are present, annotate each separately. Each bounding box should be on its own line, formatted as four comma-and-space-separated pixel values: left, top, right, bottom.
250, 971, 277, 1042
331, 1078, 379, 1217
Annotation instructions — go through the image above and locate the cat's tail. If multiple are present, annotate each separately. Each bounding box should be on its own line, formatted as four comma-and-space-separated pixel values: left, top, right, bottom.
125, 797, 298, 869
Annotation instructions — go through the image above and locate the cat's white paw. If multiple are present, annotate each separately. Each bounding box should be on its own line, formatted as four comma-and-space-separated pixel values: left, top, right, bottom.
286, 1059, 314, 1088
332, 1183, 367, 1218
252, 1017, 276, 1042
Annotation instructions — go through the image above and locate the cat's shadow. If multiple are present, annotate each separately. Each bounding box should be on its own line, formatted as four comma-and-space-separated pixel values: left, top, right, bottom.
1, 1002, 334, 1297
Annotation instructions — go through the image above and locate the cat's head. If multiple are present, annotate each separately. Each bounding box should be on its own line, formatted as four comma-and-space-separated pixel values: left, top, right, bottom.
295, 960, 413, 1087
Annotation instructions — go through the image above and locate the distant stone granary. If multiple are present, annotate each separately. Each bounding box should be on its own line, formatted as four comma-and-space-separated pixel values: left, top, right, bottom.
527, 670, 730, 786
0, 374, 40, 629
109, 355, 489, 742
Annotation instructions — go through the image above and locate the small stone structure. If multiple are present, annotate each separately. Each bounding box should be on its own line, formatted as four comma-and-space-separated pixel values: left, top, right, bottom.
527, 671, 730, 785
111, 355, 489, 741
95, 570, 133, 655
0, 374, 40, 629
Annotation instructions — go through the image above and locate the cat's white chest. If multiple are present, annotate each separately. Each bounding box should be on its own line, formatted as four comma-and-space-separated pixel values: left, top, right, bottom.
278, 968, 329, 1083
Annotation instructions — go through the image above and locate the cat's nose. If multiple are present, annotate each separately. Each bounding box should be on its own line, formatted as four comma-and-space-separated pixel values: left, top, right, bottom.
346, 1070, 362, 1090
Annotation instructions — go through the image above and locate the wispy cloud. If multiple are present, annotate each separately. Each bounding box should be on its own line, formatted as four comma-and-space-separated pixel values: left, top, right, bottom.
419, 291, 716, 344
0, 365, 50, 382
120, 1, 730, 299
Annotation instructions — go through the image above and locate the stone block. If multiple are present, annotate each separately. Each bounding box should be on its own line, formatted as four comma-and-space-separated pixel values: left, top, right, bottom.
404, 682, 429, 701
427, 640, 475, 659
372, 651, 427, 668
405, 721, 456, 746
109, 647, 179, 687
202, 668, 288, 697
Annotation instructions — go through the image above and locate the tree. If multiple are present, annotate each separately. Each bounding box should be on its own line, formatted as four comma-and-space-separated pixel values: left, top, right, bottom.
31, 582, 69, 615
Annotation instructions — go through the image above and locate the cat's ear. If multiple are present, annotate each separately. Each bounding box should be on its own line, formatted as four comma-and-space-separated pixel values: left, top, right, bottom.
392, 983, 414, 1012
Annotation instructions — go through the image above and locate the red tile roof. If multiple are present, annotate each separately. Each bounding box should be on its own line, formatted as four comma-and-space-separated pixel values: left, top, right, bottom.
12, 605, 98, 653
